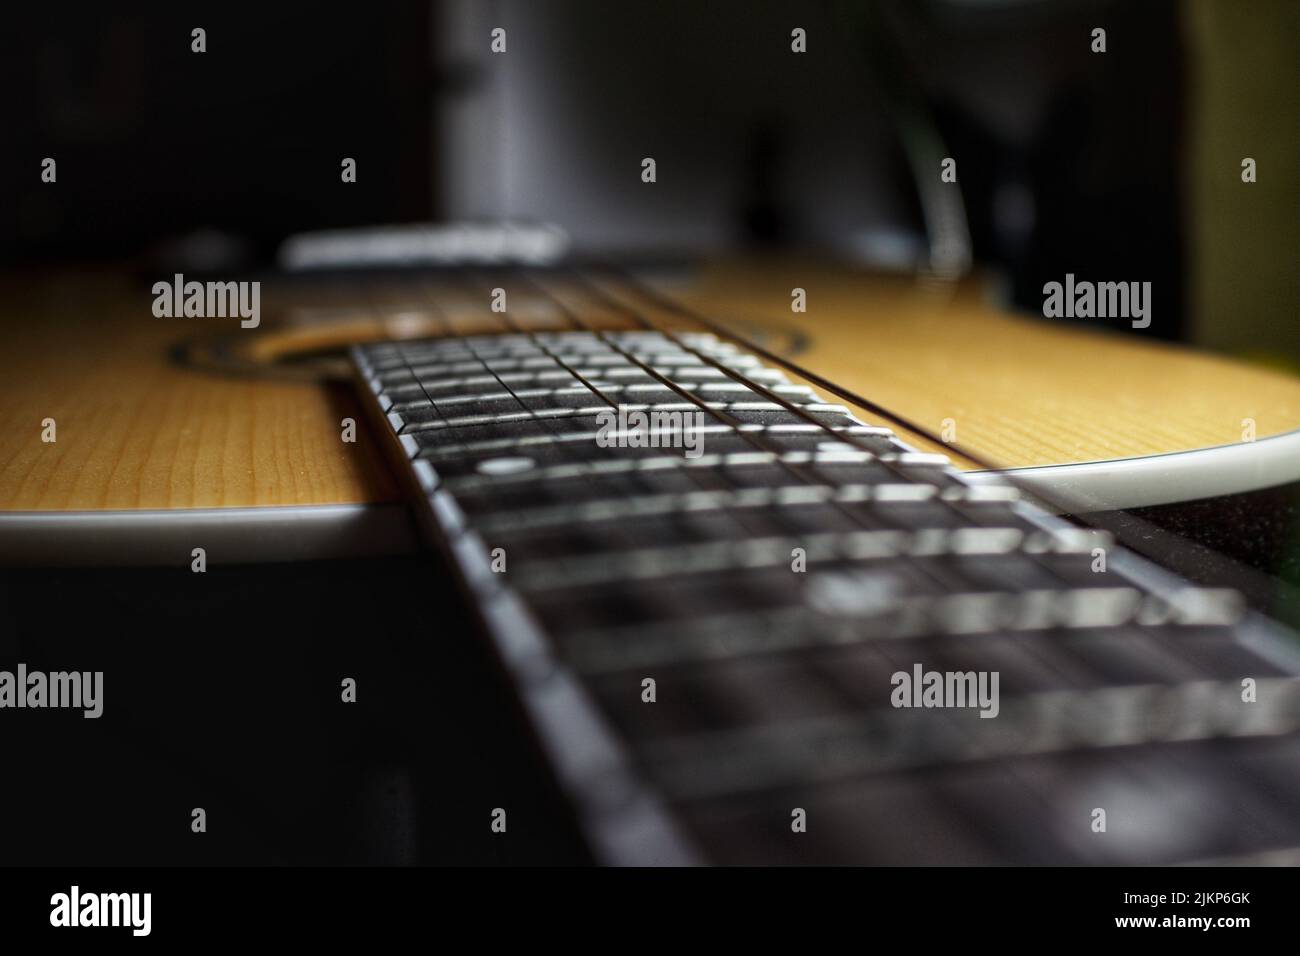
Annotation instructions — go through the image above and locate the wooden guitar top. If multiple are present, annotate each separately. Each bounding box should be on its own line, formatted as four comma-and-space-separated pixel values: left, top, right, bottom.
2, 260, 1298, 515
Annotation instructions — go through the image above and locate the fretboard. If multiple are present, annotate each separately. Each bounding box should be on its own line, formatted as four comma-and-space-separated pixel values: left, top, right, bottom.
353, 327, 1300, 865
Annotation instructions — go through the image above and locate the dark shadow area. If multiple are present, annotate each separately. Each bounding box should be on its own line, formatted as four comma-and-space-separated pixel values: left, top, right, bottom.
0, 554, 590, 865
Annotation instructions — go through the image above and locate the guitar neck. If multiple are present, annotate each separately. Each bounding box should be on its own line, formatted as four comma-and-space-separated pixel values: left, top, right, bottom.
351, 275, 1300, 865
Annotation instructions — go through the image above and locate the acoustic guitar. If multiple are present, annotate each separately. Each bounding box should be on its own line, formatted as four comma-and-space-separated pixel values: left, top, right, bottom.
3, 258, 1299, 864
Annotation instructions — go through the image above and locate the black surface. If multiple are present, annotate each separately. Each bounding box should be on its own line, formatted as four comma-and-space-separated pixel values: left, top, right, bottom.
1084, 481, 1300, 631
0, 554, 590, 865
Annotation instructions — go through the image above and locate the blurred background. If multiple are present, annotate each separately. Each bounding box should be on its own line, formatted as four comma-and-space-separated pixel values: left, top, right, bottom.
3, 0, 1296, 359
1, 0, 1297, 867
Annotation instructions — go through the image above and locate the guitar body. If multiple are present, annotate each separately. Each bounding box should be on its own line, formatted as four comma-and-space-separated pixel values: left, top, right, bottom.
3, 260, 1299, 564
4, 259, 1300, 866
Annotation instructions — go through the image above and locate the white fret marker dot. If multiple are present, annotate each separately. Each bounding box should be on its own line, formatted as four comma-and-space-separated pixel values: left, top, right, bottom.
806, 572, 900, 616
477, 456, 536, 476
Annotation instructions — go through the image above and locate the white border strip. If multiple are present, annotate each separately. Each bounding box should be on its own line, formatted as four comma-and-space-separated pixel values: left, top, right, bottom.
0, 503, 418, 567
3, 429, 1298, 565
966, 428, 1300, 513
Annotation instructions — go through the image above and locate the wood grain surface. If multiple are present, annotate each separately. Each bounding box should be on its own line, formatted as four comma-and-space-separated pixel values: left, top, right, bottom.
2, 261, 1298, 512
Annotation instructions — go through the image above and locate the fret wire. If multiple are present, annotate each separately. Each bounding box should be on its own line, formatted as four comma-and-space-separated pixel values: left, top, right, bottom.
512, 528, 1058, 591
443, 447, 878, 488
558, 595, 1248, 675
468, 482, 1016, 536
393, 401, 838, 435
378, 365, 785, 396
520, 269, 984, 595
385, 381, 814, 413
418, 422, 889, 460
638, 676, 1300, 802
